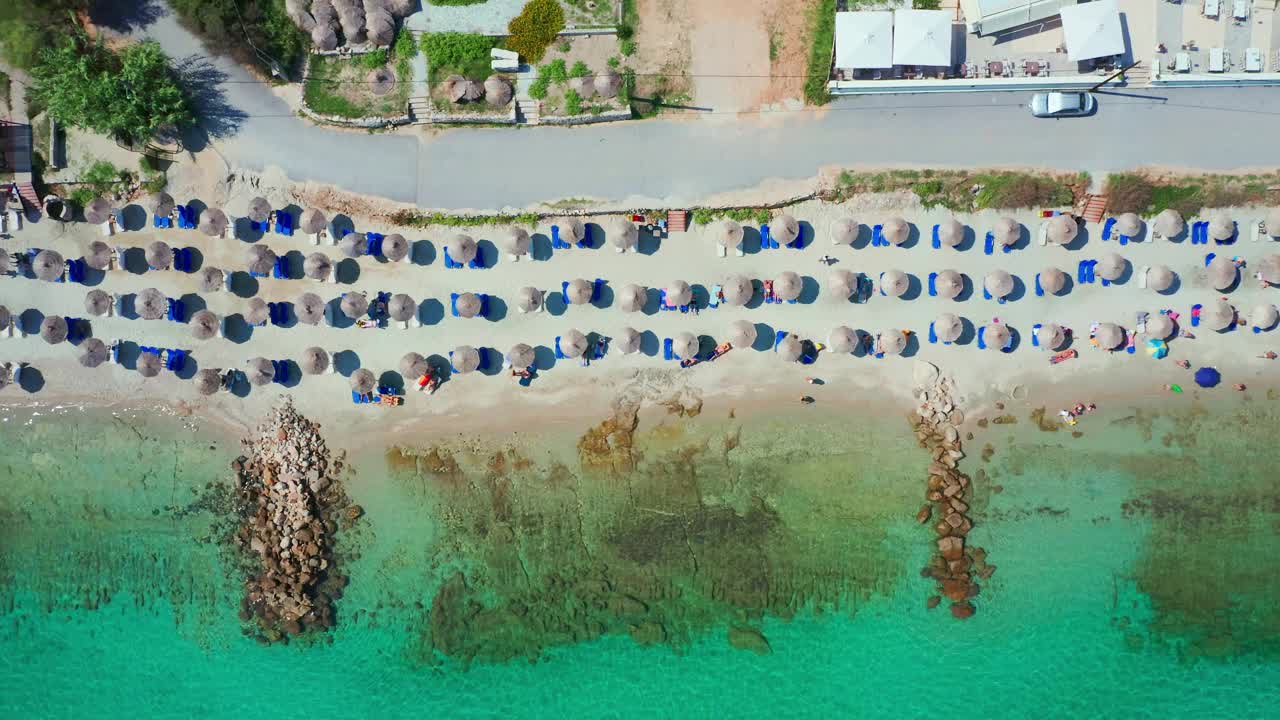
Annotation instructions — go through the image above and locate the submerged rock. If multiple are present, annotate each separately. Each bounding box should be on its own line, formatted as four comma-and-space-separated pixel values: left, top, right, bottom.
728, 624, 772, 655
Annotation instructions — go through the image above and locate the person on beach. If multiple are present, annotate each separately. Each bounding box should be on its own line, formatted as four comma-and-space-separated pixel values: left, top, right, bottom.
1234, 383, 1247, 391
1176, 359, 1191, 369
1259, 351, 1277, 360
1164, 384, 1183, 394
799, 395, 815, 404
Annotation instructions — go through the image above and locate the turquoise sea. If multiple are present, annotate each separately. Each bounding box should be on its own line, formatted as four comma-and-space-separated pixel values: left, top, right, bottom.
3, 396, 1280, 718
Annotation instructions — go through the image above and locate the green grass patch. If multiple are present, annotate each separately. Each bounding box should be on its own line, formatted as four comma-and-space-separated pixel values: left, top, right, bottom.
570, 60, 591, 78
832, 168, 1082, 212
1105, 172, 1280, 217
391, 209, 544, 228
70, 159, 133, 207
358, 49, 388, 70
304, 55, 367, 118
804, 0, 836, 105
565, 89, 583, 115
394, 27, 418, 60
0, 70, 9, 110
691, 207, 772, 227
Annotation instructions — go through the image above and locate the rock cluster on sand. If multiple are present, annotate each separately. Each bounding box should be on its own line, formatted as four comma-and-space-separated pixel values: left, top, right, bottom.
910, 362, 991, 620
231, 399, 354, 642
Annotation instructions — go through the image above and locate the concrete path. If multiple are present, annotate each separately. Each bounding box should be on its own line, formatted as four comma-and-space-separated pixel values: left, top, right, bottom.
136, 5, 1280, 210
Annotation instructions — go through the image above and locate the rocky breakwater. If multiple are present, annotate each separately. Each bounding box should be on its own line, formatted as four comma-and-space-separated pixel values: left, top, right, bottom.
230, 399, 357, 643
909, 362, 993, 620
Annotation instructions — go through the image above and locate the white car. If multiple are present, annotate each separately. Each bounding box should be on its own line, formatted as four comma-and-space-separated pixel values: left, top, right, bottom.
1028, 92, 1097, 118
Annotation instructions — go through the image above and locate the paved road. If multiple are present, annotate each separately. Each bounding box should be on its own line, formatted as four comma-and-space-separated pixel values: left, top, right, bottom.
138, 7, 1280, 210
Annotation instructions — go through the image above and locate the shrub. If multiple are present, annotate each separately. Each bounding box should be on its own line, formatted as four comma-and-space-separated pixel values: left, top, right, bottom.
542, 59, 568, 84
621, 39, 635, 57
422, 33, 496, 68
1104, 173, 1155, 214
358, 49, 388, 70
394, 27, 418, 60
71, 159, 131, 206
507, 0, 565, 64
913, 179, 944, 201
570, 60, 591, 78
168, 0, 306, 77
974, 173, 1072, 210
564, 89, 583, 115
607, 56, 620, 69
528, 75, 550, 100
804, 0, 836, 105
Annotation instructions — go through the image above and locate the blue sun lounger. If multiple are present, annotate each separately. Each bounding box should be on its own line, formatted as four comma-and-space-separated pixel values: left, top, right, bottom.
167, 298, 185, 322
442, 247, 462, 269
577, 225, 590, 248
928, 322, 937, 344
551, 225, 571, 250
272, 255, 287, 279
977, 327, 989, 350
760, 224, 775, 249
175, 205, 194, 230
351, 390, 371, 404
165, 349, 186, 371
153, 213, 172, 229
468, 252, 481, 269
1031, 323, 1041, 348
663, 338, 674, 361
1101, 217, 1115, 241
365, 232, 384, 256
269, 301, 287, 325
658, 289, 676, 311
66, 258, 86, 283
773, 330, 788, 352
450, 292, 464, 318
1204, 252, 1216, 267
931, 224, 941, 249
872, 224, 884, 247
275, 211, 294, 237
271, 360, 287, 383
983, 232, 994, 256
172, 248, 192, 272
1193, 221, 1208, 245
928, 272, 938, 297
553, 336, 566, 359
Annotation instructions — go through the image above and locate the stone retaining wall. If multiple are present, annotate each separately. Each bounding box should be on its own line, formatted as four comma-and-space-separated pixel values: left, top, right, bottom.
539, 109, 633, 126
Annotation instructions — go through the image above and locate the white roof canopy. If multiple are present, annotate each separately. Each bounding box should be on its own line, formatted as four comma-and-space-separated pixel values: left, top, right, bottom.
1060, 0, 1125, 61
835, 11, 894, 69
892, 10, 954, 67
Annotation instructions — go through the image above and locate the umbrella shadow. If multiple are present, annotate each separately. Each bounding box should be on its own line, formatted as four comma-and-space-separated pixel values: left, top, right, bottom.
117, 341, 142, 369
183, 247, 206, 273
485, 296, 508, 322
1004, 275, 1027, 303
1004, 327, 1022, 353
952, 227, 976, 253
233, 218, 265, 243
334, 259, 361, 284
898, 224, 920, 249
411, 239, 434, 265
325, 299, 355, 329
899, 274, 923, 301
329, 215, 355, 239
222, 314, 253, 344
333, 350, 361, 377
17, 365, 45, 393
544, 290, 568, 316
952, 273, 974, 302
751, 322, 775, 352
228, 372, 252, 398
690, 284, 710, 311
478, 348, 502, 376
639, 330, 660, 356
475, 240, 497, 269
1111, 262, 1135, 286
1157, 274, 1181, 296
636, 229, 662, 255
227, 271, 259, 298
118, 205, 147, 232
419, 298, 445, 326
795, 221, 814, 250
378, 370, 404, 394
283, 250, 306, 280
741, 227, 762, 255
79, 266, 107, 287
121, 247, 148, 274
901, 333, 921, 358
849, 225, 871, 250
1062, 226, 1089, 252
584, 223, 606, 250
277, 360, 301, 388
532, 345, 558, 371
426, 354, 453, 384
186, 198, 208, 220
642, 288, 661, 315
530, 234, 553, 261
956, 317, 977, 346
179, 293, 208, 315
19, 308, 45, 335
273, 302, 298, 329
850, 329, 871, 358
66, 318, 88, 345
592, 282, 614, 310
174, 353, 197, 380
797, 276, 820, 305
744, 280, 766, 309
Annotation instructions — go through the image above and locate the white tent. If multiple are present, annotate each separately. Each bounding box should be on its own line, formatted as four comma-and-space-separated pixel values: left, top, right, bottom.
892, 10, 953, 67
1060, 0, 1125, 62
835, 11, 894, 70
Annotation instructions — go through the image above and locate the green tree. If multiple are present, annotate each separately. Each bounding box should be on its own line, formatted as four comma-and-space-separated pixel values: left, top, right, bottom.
31, 36, 193, 144
0, 0, 87, 70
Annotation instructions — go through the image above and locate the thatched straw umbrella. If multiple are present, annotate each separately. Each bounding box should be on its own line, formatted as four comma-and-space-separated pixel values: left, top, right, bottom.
455, 292, 483, 318
558, 218, 585, 245
1146, 265, 1175, 293
1264, 209, 1280, 237
84, 289, 111, 316
245, 297, 270, 325
246, 244, 276, 275
387, 293, 416, 322
1094, 322, 1124, 350
146, 240, 172, 270
880, 269, 909, 298
145, 191, 175, 217
774, 271, 802, 301
1096, 252, 1127, 282
722, 274, 753, 306
338, 232, 366, 259
883, 216, 909, 246
484, 74, 513, 106
1203, 299, 1236, 331
367, 67, 395, 96
983, 322, 1011, 351
451, 346, 481, 373
564, 278, 593, 305
399, 352, 429, 378
349, 368, 376, 393
567, 76, 595, 98
444, 74, 467, 102
935, 313, 963, 343
1153, 209, 1184, 238
984, 269, 1014, 299
714, 219, 744, 249
194, 368, 222, 395
666, 280, 693, 306
189, 309, 219, 340
382, 233, 409, 262
246, 197, 271, 223
560, 330, 588, 358
301, 347, 329, 375
993, 217, 1019, 248
935, 218, 964, 248
611, 218, 638, 251
1207, 255, 1237, 291
1209, 214, 1235, 242
1036, 322, 1065, 350
1046, 215, 1077, 245
828, 325, 858, 354
616, 327, 642, 354
1115, 213, 1142, 238
304, 253, 333, 281
84, 197, 112, 225
830, 217, 858, 246
828, 269, 857, 300
728, 319, 757, 348
501, 227, 531, 257
594, 70, 621, 98
33, 250, 65, 281
776, 333, 803, 362
1260, 254, 1280, 285
1039, 266, 1067, 295
81, 338, 110, 367
878, 328, 906, 355
341, 292, 369, 319
672, 332, 698, 360
1145, 314, 1175, 340
447, 234, 478, 264
199, 207, 229, 237
299, 208, 327, 235
1251, 303, 1278, 330
137, 353, 162, 378
618, 284, 647, 313
199, 267, 225, 293
295, 292, 326, 325
516, 286, 543, 313
935, 269, 963, 299
0, 306, 9, 332
84, 240, 113, 271
507, 343, 536, 369
136, 288, 168, 320
772, 214, 800, 246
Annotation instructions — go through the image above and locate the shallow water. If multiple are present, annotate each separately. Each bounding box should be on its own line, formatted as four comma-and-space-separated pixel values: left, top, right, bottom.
3, 397, 1280, 718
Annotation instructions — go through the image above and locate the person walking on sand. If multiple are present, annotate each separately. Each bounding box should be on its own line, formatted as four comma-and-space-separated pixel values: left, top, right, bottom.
1234, 383, 1247, 391
799, 395, 815, 404
1260, 351, 1277, 360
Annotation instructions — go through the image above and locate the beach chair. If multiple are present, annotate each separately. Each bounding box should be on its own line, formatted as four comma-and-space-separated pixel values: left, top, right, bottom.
760, 225, 773, 249
708, 285, 721, 308
450, 293, 462, 318
593, 278, 605, 303
351, 390, 371, 404
550, 225, 566, 250
101, 218, 114, 237
554, 336, 566, 359
442, 247, 459, 269
977, 327, 987, 350
67, 259, 86, 284
167, 298, 185, 322
269, 301, 287, 326
773, 330, 787, 352
176, 205, 193, 229
153, 213, 172, 229
1204, 252, 1216, 267
928, 322, 937, 344
1118, 233, 1130, 246
658, 289, 675, 311
365, 232, 383, 256
109, 339, 122, 364
112, 245, 126, 271
871, 224, 884, 247
271, 360, 287, 384
1076, 260, 1090, 284
1138, 266, 1149, 289
272, 255, 288, 279
928, 272, 937, 297
1031, 323, 1041, 348
1191, 303, 1202, 327
177, 248, 194, 273
275, 211, 294, 237
1101, 217, 1115, 241
1034, 273, 1044, 297
717, 243, 726, 258
1037, 223, 1049, 246
165, 349, 186, 372
931, 224, 940, 249
983, 285, 991, 301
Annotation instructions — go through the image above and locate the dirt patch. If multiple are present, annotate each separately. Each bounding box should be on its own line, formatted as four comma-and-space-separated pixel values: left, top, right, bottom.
633, 0, 694, 103
760, 0, 820, 106
689, 3, 769, 113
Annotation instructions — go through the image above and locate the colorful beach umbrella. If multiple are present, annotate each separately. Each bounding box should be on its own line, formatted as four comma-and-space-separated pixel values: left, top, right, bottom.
1145, 339, 1168, 359
1194, 367, 1220, 388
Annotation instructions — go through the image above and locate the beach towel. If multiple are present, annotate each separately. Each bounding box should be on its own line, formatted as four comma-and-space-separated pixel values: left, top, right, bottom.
1191, 303, 1202, 327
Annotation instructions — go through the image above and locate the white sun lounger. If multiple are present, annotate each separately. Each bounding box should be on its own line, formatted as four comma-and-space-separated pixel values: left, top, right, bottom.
309, 231, 321, 245
735, 246, 744, 257
324, 352, 337, 373
7, 209, 21, 231
1138, 266, 1149, 289
1038, 223, 1049, 246
100, 220, 113, 236
717, 245, 726, 258
1251, 221, 1262, 242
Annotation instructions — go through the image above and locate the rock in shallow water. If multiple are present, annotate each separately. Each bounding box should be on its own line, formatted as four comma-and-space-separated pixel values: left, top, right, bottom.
727, 625, 771, 655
